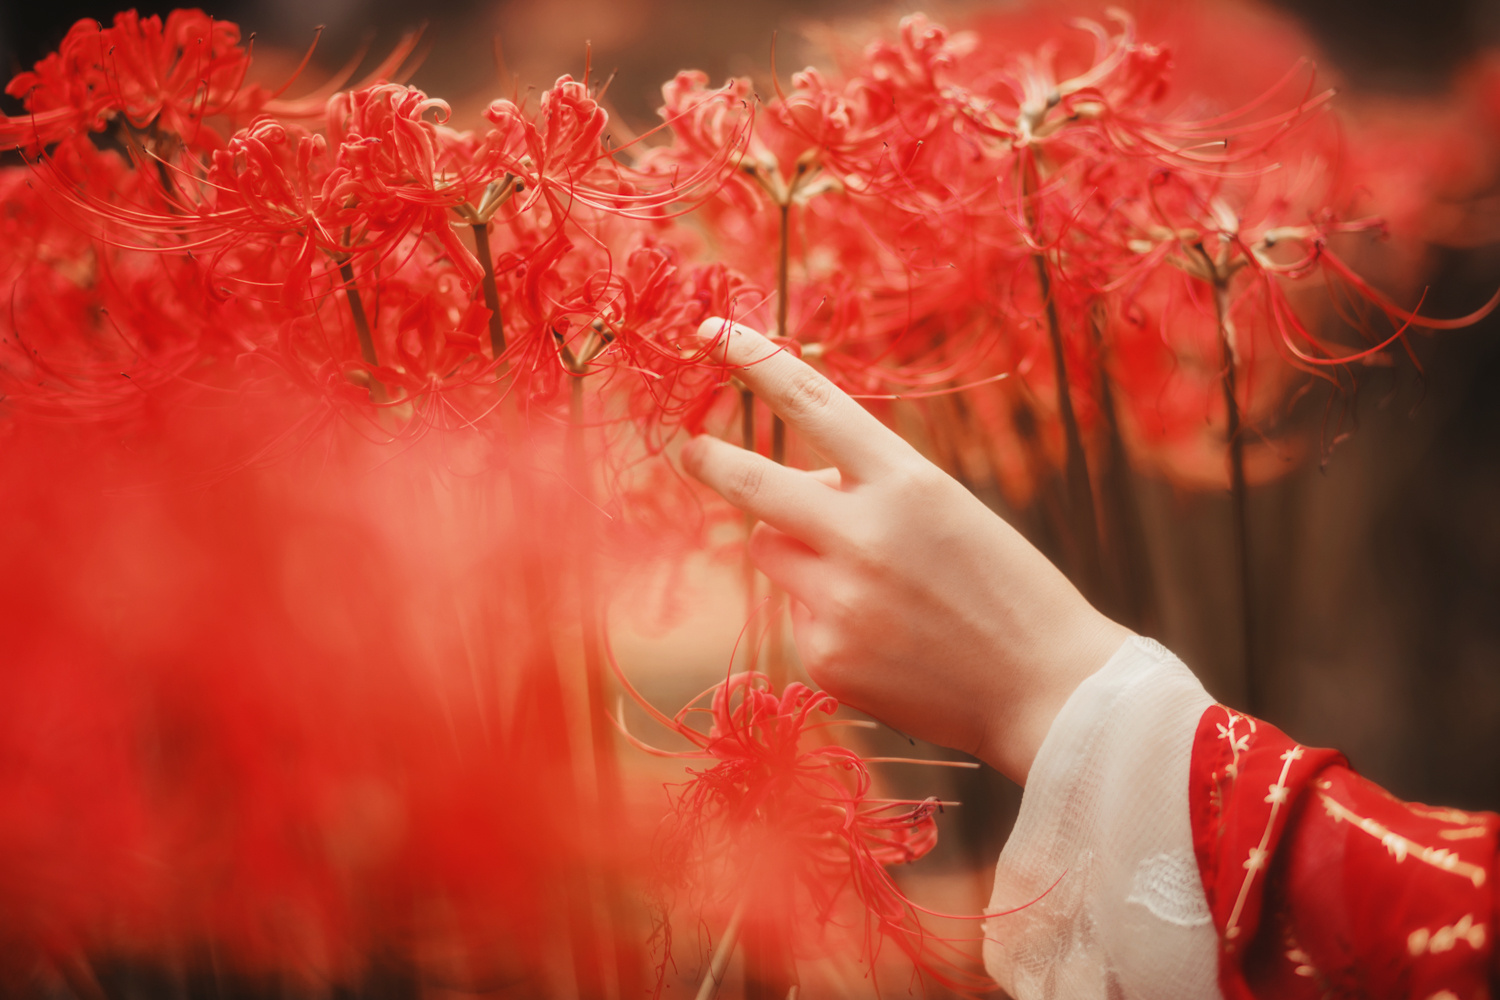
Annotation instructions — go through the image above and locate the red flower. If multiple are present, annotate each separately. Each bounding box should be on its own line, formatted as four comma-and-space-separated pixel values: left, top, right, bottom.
2, 9, 263, 154
613, 663, 995, 995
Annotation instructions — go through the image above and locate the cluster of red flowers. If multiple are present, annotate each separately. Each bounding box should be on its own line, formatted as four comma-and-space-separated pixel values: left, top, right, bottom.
612, 662, 996, 995
3, 3, 1497, 996
0, 9, 758, 436
4, 5, 1486, 464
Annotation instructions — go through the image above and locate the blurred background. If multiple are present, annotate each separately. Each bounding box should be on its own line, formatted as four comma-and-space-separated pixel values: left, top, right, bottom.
4, 0, 1500, 987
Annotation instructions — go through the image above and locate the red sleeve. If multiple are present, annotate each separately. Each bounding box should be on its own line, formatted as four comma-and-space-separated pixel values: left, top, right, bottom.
1190, 704, 1500, 1000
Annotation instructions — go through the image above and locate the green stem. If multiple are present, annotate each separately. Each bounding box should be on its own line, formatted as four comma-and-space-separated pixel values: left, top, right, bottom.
695, 897, 747, 1000
502, 404, 608, 997
470, 221, 507, 360
1214, 282, 1258, 715
569, 375, 641, 1000
1022, 156, 1102, 597
338, 260, 379, 367
1090, 313, 1158, 634
776, 201, 790, 340
568, 376, 620, 797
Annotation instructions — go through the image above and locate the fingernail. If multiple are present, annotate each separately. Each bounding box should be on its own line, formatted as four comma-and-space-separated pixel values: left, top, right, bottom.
679, 317, 732, 359
695, 316, 731, 341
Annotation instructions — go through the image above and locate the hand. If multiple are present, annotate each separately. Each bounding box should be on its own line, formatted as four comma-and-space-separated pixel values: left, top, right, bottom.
681, 319, 1131, 784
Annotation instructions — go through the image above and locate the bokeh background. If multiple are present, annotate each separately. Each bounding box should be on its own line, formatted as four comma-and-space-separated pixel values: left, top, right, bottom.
4, 0, 1500, 982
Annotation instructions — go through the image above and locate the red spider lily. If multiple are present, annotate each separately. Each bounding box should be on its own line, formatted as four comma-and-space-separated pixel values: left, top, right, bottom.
1095, 149, 1500, 482
163, 83, 487, 283
875, 5, 1494, 496
767, 15, 1015, 214
0, 140, 258, 420
635, 72, 760, 214
488, 73, 747, 223
0, 8, 423, 157
484, 78, 608, 192
950, 11, 1172, 156
642, 52, 1015, 409
9, 31, 755, 426
323, 85, 486, 277
1, 9, 263, 154
610, 660, 1000, 996
0, 11, 751, 436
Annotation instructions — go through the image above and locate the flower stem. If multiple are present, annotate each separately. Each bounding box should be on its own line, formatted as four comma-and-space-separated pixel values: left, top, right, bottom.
568, 375, 622, 802
695, 896, 747, 1000
490, 371, 607, 996
470, 221, 507, 360
568, 373, 643, 1000
1213, 281, 1258, 715
338, 260, 379, 367
743, 883, 797, 1000
1021, 155, 1102, 598
1089, 312, 1158, 634
776, 201, 791, 341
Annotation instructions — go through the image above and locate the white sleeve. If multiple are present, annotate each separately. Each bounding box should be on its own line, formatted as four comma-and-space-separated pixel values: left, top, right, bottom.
981, 636, 1222, 1000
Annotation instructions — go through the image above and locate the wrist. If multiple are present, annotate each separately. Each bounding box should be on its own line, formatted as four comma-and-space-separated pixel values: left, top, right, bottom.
983, 613, 1134, 784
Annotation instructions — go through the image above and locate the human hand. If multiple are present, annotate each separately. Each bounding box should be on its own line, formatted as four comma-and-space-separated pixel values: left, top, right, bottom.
681, 319, 1131, 785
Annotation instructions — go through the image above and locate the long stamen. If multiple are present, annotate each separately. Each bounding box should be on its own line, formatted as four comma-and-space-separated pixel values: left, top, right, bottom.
862, 757, 981, 769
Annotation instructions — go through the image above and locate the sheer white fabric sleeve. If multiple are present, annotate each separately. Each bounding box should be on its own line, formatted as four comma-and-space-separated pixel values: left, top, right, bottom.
981, 636, 1221, 1000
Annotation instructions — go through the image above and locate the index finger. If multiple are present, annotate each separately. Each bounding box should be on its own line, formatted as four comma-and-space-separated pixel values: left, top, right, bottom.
698, 317, 911, 482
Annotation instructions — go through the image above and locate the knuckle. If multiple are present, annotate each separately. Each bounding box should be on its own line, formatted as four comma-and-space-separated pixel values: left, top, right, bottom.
884, 458, 945, 498
779, 368, 835, 419
840, 513, 895, 568
747, 521, 777, 556
725, 460, 764, 504
842, 525, 884, 566
747, 522, 786, 568
805, 647, 852, 699
800, 627, 842, 680
824, 577, 866, 625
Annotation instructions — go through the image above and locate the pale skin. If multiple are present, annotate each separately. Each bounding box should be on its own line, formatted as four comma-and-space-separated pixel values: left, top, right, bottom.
681, 319, 1132, 786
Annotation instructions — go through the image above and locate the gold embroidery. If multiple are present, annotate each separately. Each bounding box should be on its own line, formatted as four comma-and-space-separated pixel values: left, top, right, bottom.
1217, 711, 1250, 780
1225, 743, 1304, 941
1320, 793, 1488, 888
1408, 914, 1485, 956
1285, 944, 1317, 978
1408, 804, 1480, 825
